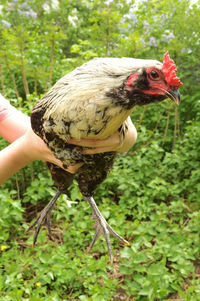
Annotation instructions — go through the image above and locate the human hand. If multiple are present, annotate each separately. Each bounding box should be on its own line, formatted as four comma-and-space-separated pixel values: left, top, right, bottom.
22, 116, 137, 174
0, 127, 82, 185
22, 128, 83, 173
68, 117, 137, 155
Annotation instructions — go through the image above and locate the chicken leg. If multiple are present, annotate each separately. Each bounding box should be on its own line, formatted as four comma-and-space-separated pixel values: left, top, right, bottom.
85, 196, 129, 263
27, 190, 129, 263
27, 190, 62, 244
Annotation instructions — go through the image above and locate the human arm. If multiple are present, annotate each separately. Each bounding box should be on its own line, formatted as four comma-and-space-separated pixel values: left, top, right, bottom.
0, 95, 137, 184
0, 95, 83, 184
0, 128, 83, 185
0, 109, 83, 185
0, 115, 137, 185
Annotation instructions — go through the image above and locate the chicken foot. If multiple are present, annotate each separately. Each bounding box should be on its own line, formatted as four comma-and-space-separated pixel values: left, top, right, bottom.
85, 196, 129, 263
27, 191, 129, 263
27, 190, 62, 244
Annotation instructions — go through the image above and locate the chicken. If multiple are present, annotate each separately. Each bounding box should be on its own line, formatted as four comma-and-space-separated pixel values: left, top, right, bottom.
28, 52, 182, 262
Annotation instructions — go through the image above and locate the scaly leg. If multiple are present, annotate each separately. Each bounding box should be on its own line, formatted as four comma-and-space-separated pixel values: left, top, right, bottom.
27, 190, 62, 245
85, 196, 129, 263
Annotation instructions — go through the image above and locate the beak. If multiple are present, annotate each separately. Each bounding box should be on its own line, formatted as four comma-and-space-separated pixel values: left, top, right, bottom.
167, 89, 181, 105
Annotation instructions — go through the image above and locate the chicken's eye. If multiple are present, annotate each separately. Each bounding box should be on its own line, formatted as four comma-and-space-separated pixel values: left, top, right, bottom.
150, 70, 159, 79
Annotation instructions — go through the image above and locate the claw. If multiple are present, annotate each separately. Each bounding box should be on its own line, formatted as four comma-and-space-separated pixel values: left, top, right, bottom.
27, 190, 62, 245
85, 196, 129, 263
27, 191, 128, 263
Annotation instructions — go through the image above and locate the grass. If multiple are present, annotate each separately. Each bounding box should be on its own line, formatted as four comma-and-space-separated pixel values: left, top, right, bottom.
0, 121, 200, 300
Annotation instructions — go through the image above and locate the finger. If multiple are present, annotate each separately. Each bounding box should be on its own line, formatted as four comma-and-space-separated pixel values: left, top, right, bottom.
68, 132, 120, 148
65, 162, 83, 174
82, 146, 116, 155
51, 157, 83, 173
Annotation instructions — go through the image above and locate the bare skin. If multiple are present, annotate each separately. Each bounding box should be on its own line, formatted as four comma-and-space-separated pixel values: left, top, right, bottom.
0, 106, 137, 185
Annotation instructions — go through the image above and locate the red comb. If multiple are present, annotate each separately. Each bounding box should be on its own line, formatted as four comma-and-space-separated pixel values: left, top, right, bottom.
162, 52, 182, 88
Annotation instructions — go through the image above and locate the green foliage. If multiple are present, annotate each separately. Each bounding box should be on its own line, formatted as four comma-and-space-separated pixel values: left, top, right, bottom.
0, 0, 200, 299
0, 120, 199, 300
0, 190, 24, 243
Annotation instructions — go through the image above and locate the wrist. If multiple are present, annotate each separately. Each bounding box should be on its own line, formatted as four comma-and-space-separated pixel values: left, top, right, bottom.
0, 136, 33, 185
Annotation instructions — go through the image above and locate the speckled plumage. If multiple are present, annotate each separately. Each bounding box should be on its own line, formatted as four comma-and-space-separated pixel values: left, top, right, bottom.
29, 55, 181, 260
31, 57, 163, 169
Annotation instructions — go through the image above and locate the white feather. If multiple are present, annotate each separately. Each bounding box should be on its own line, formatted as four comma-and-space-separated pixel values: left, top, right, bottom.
37, 57, 162, 140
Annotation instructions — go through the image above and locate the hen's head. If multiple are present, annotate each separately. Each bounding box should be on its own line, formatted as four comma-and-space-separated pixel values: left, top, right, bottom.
125, 52, 182, 107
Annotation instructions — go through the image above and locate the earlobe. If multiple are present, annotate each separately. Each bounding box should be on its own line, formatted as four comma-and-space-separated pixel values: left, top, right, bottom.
126, 73, 138, 88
